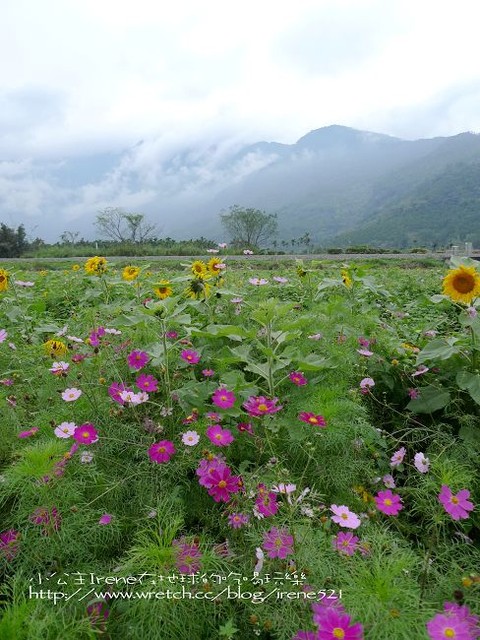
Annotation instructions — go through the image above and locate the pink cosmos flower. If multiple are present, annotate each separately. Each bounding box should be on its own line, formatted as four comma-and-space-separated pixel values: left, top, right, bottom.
54, 422, 76, 438
182, 430, 200, 446
308, 333, 323, 340
262, 527, 294, 559
333, 531, 359, 556
0, 378, 13, 386
0, 329, 8, 342
255, 491, 279, 517
382, 474, 396, 489
206, 424, 234, 447
298, 412, 327, 427
212, 388, 236, 409
243, 249, 253, 255
330, 505, 361, 529
206, 466, 241, 502
316, 608, 364, 639
408, 388, 420, 399
412, 365, 429, 377
81, 451, 94, 463
467, 307, 478, 319
180, 349, 200, 364
196, 457, 227, 488
414, 452, 430, 473
435, 603, 480, 639
359, 377, 375, 394
273, 276, 288, 283
73, 423, 99, 445
243, 395, 283, 417
289, 371, 308, 386
390, 447, 406, 467
249, 277, 268, 285
438, 485, 474, 521
61, 387, 82, 402
49, 361, 69, 375
98, 514, 112, 525
135, 373, 158, 392
127, 350, 149, 370
148, 440, 175, 464
202, 369, 215, 377
218, 242, 227, 249
207, 248, 219, 253
424, 330, 438, 338
166, 331, 178, 339
14, 280, 34, 287
375, 490, 403, 516
18, 427, 39, 439
358, 337, 370, 348
0, 529, 20, 561
228, 513, 250, 529
357, 348, 374, 357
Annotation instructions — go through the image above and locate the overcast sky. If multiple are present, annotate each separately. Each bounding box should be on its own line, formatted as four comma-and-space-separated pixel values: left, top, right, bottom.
2, 0, 480, 159
2, 0, 480, 238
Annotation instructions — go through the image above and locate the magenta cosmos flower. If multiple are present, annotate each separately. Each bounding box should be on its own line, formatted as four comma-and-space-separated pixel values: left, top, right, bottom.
255, 491, 279, 517
316, 608, 364, 639
73, 423, 99, 444
374, 490, 403, 516
108, 382, 132, 405
333, 531, 359, 556
148, 440, 175, 463
206, 466, 241, 502
136, 373, 158, 392
18, 427, 39, 439
438, 485, 474, 521
228, 513, 250, 529
127, 350, 149, 370
212, 388, 236, 409
426, 609, 476, 640
173, 537, 202, 574
289, 371, 308, 386
98, 514, 112, 525
0, 529, 20, 561
243, 395, 283, 417
206, 424, 234, 447
180, 349, 200, 364
262, 527, 294, 559
299, 412, 327, 427
330, 505, 361, 529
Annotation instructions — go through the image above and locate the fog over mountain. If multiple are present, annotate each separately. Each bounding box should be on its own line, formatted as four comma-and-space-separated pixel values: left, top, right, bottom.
3, 124, 480, 247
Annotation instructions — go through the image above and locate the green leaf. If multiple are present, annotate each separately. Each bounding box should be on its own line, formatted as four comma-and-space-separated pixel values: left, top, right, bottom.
407, 385, 450, 413
294, 354, 334, 371
416, 338, 461, 363
458, 423, 480, 449
456, 371, 480, 405
218, 619, 239, 638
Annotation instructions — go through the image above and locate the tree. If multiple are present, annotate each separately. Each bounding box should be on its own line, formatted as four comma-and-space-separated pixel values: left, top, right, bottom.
0, 223, 29, 257
95, 207, 157, 242
220, 205, 278, 247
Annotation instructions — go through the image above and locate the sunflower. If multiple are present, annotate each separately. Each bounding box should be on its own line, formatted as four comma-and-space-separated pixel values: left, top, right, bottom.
341, 269, 352, 288
442, 265, 480, 304
85, 256, 107, 275
154, 280, 173, 299
185, 278, 211, 300
190, 260, 207, 278
122, 265, 140, 281
44, 339, 68, 358
0, 268, 9, 292
72, 264, 80, 271
207, 257, 223, 276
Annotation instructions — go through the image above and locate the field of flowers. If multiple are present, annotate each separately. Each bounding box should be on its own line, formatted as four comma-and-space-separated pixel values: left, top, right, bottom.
0, 254, 479, 640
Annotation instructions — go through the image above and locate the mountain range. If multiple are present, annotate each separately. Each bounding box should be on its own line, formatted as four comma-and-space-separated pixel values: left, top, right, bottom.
3, 124, 480, 247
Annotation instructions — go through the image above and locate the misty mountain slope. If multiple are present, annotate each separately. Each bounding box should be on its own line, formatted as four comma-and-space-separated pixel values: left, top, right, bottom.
3, 124, 480, 245
333, 161, 480, 247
